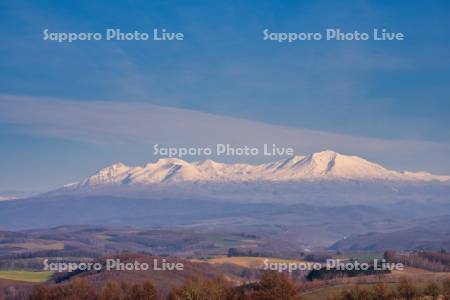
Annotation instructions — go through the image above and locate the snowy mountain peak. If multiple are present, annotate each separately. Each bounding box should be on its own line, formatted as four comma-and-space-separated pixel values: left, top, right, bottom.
302, 150, 338, 169
155, 158, 190, 166
80, 162, 130, 186
195, 159, 222, 167
263, 155, 305, 171
107, 162, 129, 170
284, 154, 305, 165
312, 149, 338, 157
70, 150, 450, 189
297, 151, 381, 177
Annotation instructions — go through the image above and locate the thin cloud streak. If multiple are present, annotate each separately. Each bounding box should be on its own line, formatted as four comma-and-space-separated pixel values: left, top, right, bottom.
1, 94, 449, 174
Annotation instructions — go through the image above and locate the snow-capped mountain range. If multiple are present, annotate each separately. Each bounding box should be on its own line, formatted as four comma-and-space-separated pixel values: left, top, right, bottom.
66, 150, 450, 189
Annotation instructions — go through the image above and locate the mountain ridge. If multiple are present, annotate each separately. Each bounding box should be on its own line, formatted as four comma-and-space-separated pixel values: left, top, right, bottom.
66, 150, 450, 190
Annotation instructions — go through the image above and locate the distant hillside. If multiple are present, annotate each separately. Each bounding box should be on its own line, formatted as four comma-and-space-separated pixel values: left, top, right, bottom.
0, 253, 225, 298
330, 216, 450, 251
55, 253, 224, 297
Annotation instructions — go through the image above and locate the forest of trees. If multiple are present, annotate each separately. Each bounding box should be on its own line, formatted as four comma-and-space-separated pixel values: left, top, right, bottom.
329, 277, 450, 300
0, 268, 449, 300
384, 250, 450, 272
2, 272, 448, 300
6, 271, 301, 300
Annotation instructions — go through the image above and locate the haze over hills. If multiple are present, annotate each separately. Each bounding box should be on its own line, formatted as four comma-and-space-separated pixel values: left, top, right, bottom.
39, 149, 449, 208
330, 215, 450, 251
65, 150, 450, 190
1, 149, 449, 249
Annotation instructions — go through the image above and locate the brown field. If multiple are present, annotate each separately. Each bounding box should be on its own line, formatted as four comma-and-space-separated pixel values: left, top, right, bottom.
300, 267, 450, 300
190, 256, 317, 269
5, 242, 64, 252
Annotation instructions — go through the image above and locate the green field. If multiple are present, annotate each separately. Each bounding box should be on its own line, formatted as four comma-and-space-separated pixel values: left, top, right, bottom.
0, 270, 53, 283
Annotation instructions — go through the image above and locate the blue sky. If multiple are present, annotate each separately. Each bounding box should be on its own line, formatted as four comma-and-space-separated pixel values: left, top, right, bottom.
1, 1, 450, 192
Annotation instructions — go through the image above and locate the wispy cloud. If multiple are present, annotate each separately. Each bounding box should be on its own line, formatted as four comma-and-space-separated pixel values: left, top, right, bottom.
1, 94, 449, 174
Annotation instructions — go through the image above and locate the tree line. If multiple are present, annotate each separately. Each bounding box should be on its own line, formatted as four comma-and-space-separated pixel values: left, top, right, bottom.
329, 277, 450, 300
5, 271, 301, 300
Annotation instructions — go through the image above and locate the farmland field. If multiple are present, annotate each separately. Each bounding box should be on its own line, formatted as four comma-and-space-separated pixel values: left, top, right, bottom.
191, 256, 312, 268
0, 270, 53, 283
